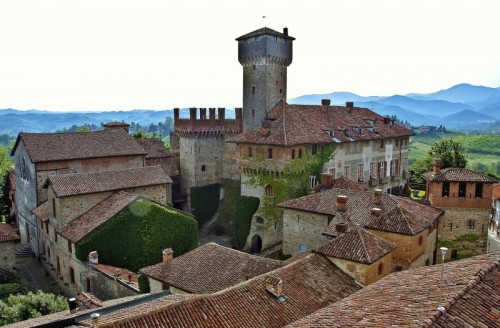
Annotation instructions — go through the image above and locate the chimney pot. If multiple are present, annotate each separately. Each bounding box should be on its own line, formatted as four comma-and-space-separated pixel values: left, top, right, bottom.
91, 313, 100, 328
88, 251, 99, 264
374, 189, 382, 205
371, 207, 383, 217
163, 248, 174, 263
433, 159, 442, 175
335, 222, 348, 234
321, 99, 331, 106
320, 173, 333, 188
265, 275, 283, 298
68, 297, 77, 314
283, 27, 288, 36
346, 101, 354, 108
337, 195, 348, 212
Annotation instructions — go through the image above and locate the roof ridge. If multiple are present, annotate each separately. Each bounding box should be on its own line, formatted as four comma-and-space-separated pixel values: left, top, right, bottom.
421, 259, 500, 327
355, 225, 372, 263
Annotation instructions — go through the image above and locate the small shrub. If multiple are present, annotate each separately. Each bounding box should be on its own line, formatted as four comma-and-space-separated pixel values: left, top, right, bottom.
233, 196, 260, 248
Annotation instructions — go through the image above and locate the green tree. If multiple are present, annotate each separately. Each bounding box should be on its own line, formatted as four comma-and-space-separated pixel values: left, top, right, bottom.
0, 145, 14, 218
0, 291, 68, 325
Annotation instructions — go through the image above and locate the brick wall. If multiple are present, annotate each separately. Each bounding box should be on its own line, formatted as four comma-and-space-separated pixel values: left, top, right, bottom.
426, 181, 493, 209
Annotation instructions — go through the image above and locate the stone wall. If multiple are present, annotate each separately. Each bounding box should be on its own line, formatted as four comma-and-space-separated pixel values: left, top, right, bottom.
282, 208, 330, 256
438, 208, 490, 241
148, 277, 164, 293
328, 253, 392, 286
78, 263, 138, 301
0, 241, 19, 273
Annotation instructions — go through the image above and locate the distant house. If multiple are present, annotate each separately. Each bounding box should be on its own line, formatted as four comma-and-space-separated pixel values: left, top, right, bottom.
278, 187, 443, 285
487, 183, 500, 253
0, 223, 20, 274
422, 159, 498, 242
140, 242, 284, 294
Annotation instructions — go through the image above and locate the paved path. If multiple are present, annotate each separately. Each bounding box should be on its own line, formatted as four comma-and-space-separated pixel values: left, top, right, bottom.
15, 256, 65, 296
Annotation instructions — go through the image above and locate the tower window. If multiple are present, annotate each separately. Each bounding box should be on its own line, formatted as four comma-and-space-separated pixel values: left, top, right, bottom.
442, 182, 450, 197
248, 147, 253, 157
458, 182, 466, 197
475, 183, 483, 198
201, 165, 206, 172
252, 86, 255, 95
268, 148, 273, 159
279, 89, 282, 94
252, 65, 256, 70
291, 149, 296, 159
252, 109, 255, 117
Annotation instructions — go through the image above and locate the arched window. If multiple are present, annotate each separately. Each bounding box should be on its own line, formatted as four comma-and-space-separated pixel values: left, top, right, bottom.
256, 217, 264, 224
265, 185, 274, 197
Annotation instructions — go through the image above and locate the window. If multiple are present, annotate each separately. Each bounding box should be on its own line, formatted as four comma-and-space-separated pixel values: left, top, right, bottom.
344, 166, 351, 179
45, 222, 49, 234
268, 148, 273, 159
54, 228, 58, 243
442, 182, 450, 197
201, 165, 206, 172
265, 185, 274, 197
256, 217, 264, 224
467, 219, 475, 229
252, 86, 255, 95
328, 168, 336, 177
70, 267, 75, 284
458, 182, 466, 197
67, 240, 72, 253
52, 198, 56, 217
252, 65, 256, 70
370, 162, 376, 178
248, 147, 253, 157
378, 161, 385, 179
378, 262, 384, 275
449, 223, 453, 231
299, 244, 307, 253
311, 144, 317, 155
418, 235, 423, 246
310, 176, 318, 189
395, 140, 399, 147
298, 149, 303, 159
475, 183, 483, 198
291, 149, 295, 159
252, 109, 255, 117
86, 277, 91, 293
380, 140, 385, 149
279, 88, 282, 94
357, 164, 364, 181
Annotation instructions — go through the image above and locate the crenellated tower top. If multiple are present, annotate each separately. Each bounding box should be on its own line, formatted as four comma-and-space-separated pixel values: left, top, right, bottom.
173, 107, 243, 136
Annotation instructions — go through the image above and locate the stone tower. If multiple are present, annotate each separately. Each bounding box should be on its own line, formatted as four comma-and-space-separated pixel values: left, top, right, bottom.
236, 27, 295, 132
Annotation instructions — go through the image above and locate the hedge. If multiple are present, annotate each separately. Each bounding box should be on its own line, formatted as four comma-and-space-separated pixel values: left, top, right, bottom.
191, 183, 220, 227
75, 199, 198, 272
138, 274, 150, 294
233, 196, 260, 248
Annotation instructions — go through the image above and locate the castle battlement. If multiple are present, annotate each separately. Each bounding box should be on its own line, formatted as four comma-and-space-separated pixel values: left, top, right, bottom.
174, 107, 243, 135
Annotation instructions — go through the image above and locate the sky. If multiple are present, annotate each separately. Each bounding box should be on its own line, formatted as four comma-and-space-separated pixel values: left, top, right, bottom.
1, 0, 499, 112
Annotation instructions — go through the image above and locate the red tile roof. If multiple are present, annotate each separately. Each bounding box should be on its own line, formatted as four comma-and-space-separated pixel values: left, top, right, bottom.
93, 253, 361, 328
287, 253, 500, 328
32, 201, 49, 222
141, 242, 284, 293
228, 100, 413, 146
49, 166, 172, 198
278, 188, 443, 237
422, 167, 498, 183
91, 263, 139, 291
0, 223, 20, 242
59, 192, 139, 243
13, 129, 146, 163
312, 176, 367, 193
315, 226, 396, 264
134, 138, 172, 160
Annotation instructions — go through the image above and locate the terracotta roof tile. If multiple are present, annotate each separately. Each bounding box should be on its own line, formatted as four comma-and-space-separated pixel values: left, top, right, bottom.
91, 263, 139, 291
236, 27, 295, 41
134, 138, 172, 160
13, 129, 146, 163
0, 223, 20, 242
287, 253, 500, 327
365, 204, 423, 235
49, 166, 172, 198
140, 242, 284, 293
278, 188, 443, 237
59, 192, 139, 243
93, 253, 361, 328
422, 168, 498, 183
312, 176, 367, 193
316, 226, 396, 264
32, 201, 49, 222
228, 100, 413, 146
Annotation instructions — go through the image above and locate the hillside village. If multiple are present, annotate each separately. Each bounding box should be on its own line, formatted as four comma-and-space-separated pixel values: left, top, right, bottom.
1, 27, 499, 327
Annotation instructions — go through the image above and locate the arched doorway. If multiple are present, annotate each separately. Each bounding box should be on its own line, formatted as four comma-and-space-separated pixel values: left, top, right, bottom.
251, 234, 262, 254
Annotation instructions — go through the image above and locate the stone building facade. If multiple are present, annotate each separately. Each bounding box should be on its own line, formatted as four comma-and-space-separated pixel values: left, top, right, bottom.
422, 161, 497, 243
488, 183, 500, 252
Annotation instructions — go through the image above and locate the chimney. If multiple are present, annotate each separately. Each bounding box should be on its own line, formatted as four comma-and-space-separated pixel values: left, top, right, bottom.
374, 189, 382, 205
88, 251, 98, 264
163, 248, 174, 263
90, 313, 100, 328
68, 297, 77, 314
283, 27, 288, 36
103, 122, 130, 134
371, 207, 383, 218
320, 173, 333, 188
346, 101, 354, 108
321, 99, 331, 106
335, 222, 348, 234
433, 159, 442, 175
265, 275, 283, 298
337, 195, 348, 212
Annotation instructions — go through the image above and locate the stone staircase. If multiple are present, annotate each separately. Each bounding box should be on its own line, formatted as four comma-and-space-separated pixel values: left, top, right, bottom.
15, 243, 34, 257
199, 207, 221, 236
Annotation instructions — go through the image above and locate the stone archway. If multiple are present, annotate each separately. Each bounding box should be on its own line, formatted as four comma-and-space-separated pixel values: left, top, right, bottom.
251, 234, 262, 254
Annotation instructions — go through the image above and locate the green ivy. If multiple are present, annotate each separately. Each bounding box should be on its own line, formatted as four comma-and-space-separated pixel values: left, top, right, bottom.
191, 183, 220, 227
233, 196, 260, 248
249, 145, 335, 222
75, 199, 198, 272
138, 274, 150, 294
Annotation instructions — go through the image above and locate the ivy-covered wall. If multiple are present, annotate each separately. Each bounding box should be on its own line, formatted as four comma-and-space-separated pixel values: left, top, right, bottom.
191, 183, 220, 227
75, 199, 198, 272
233, 196, 260, 248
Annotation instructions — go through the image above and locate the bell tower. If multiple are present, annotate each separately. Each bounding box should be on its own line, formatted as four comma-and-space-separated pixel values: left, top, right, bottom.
236, 27, 295, 132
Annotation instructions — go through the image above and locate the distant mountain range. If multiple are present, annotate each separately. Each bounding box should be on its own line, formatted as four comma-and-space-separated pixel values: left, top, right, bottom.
1, 83, 499, 136
289, 83, 500, 130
